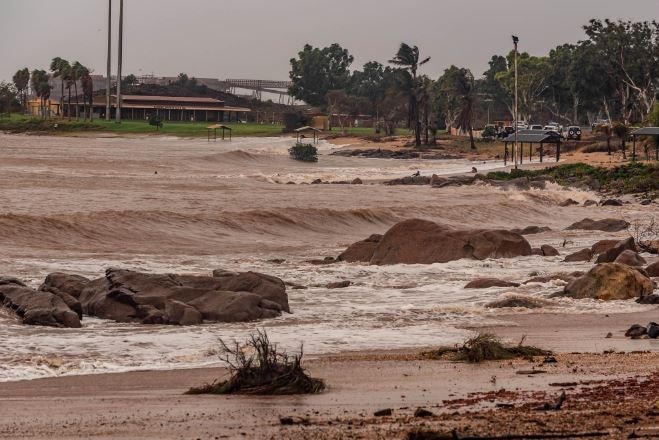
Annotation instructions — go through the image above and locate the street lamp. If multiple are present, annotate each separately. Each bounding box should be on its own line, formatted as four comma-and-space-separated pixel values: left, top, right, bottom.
512, 35, 519, 169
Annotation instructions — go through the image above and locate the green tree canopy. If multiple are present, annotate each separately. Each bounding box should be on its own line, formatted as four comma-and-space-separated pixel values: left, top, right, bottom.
289, 43, 354, 107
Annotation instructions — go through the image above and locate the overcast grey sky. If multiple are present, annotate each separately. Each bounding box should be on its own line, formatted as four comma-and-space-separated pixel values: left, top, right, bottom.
2, 0, 658, 83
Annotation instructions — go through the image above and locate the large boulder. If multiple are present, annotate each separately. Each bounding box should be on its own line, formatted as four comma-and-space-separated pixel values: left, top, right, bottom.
563, 263, 654, 300
368, 219, 533, 265
591, 239, 620, 255
566, 218, 630, 232
0, 278, 81, 328
614, 250, 647, 267
540, 245, 560, 256
337, 234, 382, 263
40, 273, 90, 298
595, 237, 637, 263
79, 268, 289, 325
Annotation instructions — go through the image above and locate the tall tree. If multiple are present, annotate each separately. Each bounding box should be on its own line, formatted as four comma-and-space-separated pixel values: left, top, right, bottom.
49, 57, 70, 117
12, 68, 30, 113
289, 43, 354, 107
81, 70, 94, 121
495, 52, 550, 123
71, 62, 87, 120
30, 69, 51, 118
0, 82, 18, 114
348, 61, 397, 122
389, 43, 431, 146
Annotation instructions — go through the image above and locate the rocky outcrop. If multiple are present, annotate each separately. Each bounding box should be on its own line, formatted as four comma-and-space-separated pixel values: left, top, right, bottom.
595, 237, 637, 263
0, 277, 81, 328
464, 278, 520, 289
565, 218, 630, 232
564, 248, 593, 262
563, 263, 654, 301
601, 199, 623, 206
77, 268, 289, 325
384, 175, 431, 185
486, 294, 552, 309
523, 272, 584, 284
337, 234, 382, 263
431, 175, 476, 188
614, 250, 647, 267
365, 219, 532, 265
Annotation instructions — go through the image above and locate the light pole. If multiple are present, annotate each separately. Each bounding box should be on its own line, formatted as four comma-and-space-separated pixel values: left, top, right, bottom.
106, 0, 111, 121
116, 0, 124, 123
483, 98, 493, 125
512, 35, 519, 169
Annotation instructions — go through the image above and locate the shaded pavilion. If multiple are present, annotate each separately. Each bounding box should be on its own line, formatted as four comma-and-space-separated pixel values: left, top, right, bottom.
206, 124, 232, 141
501, 130, 563, 165
294, 126, 321, 143
630, 127, 659, 161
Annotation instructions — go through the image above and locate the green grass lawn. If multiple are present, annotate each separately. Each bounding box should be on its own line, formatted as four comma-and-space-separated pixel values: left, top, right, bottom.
0, 114, 406, 138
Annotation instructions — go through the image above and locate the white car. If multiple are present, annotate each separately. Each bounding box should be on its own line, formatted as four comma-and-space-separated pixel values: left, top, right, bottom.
543, 125, 559, 132
530, 124, 543, 130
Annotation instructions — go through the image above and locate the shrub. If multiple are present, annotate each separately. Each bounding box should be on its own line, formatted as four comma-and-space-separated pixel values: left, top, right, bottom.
482, 125, 497, 139
424, 332, 551, 363
148, 114, 163, 130
288, 142, 318, 162
186, 329, 325, 395
282, 112, 307, 133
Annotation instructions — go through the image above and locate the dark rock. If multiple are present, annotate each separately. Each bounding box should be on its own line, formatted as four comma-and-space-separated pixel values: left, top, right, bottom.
510, 226, 551, 235
268, 259, 286, 264
625, 324, 647, 339
595, 237, 637, 263
640, 199, 653, 206
0, 279, 81, 328
464, 278, 520, 289
583, 200, 598, 207
614, 250, 647, 267
79, 268, 289, 324
374, 408, 393, 417
351, 178, 363, 184
541, 245, 560, 256
646, 261, 659, 277
39, 285, 83, 319
601, 199, 623, 206
369, 219, 532, 265
431, 175, 475, 188
524, 272, 583, 284
531, 248, 544, 256
560, 199, 579, 207
563, 263, 654, 300
566, 218, 630, 232
647, 322, 659, 339
637, 294, 659, 304
307, 257, 337, 265
486, 295, 551, 309
0, 276, 26, 287
564, 248, 593, 262
337, 234, 382, 263
311, 178, 323, 184
40, 272, 90, 298
591, 239, 621, 255
384, 175, 430, 186
414, 408, 434, 417
326, 280, 351, 289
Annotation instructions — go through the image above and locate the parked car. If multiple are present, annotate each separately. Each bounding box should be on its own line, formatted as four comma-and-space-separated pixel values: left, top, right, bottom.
497, 126, 515, 138
566, 126, 582, 140
543, 125, 559, 132
530, 124, 543, 130
591, 119, 610, 130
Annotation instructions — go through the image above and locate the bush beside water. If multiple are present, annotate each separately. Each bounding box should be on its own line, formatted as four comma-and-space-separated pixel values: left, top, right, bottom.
289, 142, 318, 162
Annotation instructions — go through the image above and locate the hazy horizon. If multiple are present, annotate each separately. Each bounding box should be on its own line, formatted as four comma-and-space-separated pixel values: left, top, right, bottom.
2, 0, 658, 84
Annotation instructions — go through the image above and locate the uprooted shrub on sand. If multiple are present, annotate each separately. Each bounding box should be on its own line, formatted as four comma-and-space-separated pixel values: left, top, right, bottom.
423, 333, 552, 363
186, 329, 325, 395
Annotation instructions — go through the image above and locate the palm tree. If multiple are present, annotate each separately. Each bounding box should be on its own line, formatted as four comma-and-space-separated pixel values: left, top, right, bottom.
71, 61, 86, 120
49, 57, 70, 117
389, 43, 431, 147
12, 68, 30, 114
81, 70, 94, 121
454, 69, 478, 150
30, 69, 50, 118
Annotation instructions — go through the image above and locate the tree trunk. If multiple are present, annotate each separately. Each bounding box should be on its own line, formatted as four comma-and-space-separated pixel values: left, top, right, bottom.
60, 82, 64, 116
74, 81, 80, 120
469, 126, 476, 150
606, 135, 611, 156
67, 88, 71, 120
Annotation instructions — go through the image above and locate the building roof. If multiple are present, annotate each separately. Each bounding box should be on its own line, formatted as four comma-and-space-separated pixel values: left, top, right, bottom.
206, 124, 231, 130
501, 131, 561, 143
294, 126, 322, 132
117, 95, 224, 104
631, 127, 659, 136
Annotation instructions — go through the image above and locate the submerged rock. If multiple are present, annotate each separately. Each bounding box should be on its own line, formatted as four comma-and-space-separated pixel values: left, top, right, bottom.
601, 198, 623, 206
625, 324, 647, 338
0, 278, 81, 328
465, 278, 520, 289
563, 263, 654, 300
591, 239, 621, 255
646, 261, 659, 277
540, 245, 560, 256
367, 219, 532, 265
509, 226, 551, 235
486, 294, 552, 309
565, 218, 630, 232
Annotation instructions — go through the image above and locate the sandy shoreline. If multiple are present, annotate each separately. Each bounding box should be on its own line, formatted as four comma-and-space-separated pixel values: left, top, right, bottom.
1, 310, 657, 439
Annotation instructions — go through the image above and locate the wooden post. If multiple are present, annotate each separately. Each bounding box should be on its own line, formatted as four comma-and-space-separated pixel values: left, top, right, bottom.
519, 142, 523, 164
504, 142, 508, 166
529, 142, 532, 162
632, 135, 636, 161
540, 143, 544, 162
556, 140, 561, 162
